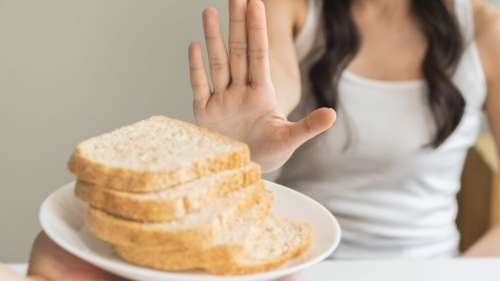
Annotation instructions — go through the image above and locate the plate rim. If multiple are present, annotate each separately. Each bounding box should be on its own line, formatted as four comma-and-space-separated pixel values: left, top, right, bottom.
40, 180, 341, 281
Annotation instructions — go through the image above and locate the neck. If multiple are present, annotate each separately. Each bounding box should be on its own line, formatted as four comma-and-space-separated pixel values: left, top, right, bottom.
352, 0, 412, 19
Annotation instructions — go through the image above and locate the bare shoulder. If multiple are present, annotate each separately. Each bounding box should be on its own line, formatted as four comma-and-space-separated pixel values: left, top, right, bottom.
473, 0, 500, 82
473, 0, 500, 37
263, 0, 309, 37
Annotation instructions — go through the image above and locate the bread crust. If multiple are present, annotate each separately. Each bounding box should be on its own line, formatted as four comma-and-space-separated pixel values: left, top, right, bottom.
209, 224, 312, 275
113, 218, 312, 275
68, 116, 250, 192
113, 194, 274, 271
86, 182, 268, 249
75, 163, 261, 222
68, 116, 312, 276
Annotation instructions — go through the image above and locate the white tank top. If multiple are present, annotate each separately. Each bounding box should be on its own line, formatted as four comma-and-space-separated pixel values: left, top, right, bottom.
277, 0, 487, 258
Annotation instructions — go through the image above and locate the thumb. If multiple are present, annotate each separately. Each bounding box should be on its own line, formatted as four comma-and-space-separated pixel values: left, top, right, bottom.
287, 107, 336, 147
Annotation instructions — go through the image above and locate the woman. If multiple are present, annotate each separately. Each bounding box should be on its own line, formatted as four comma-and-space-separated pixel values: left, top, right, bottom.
7, 0, 500, 280
189, 0, 500, 260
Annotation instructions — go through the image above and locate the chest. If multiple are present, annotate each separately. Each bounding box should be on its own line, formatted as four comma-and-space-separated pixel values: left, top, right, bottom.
294, 43, 486, 173
320, 81, 434, 168
292, 79, 483, 180
347, 21, 427, 81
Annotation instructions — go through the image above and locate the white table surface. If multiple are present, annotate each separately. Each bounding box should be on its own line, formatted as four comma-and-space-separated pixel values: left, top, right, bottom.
7, 259, 500, 281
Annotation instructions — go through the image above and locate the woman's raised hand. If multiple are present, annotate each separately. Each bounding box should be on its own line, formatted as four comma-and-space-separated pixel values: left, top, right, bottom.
189, 0, 335, 171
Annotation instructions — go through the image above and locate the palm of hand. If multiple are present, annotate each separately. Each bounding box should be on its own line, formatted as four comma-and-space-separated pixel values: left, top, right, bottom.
189, 0, 335, 172
198, 83, 297, 169
198, 82, 278, 140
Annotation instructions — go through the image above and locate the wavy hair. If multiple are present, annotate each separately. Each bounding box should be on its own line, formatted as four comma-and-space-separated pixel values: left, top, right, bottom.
309, 0, 465, 147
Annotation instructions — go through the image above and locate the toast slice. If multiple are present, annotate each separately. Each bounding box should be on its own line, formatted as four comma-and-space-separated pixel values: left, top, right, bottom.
114, 214, 312, 275
68, 116, 250, 192
86, 181, 268, 249
75, 163, 261, 222
114, 192, 274, 270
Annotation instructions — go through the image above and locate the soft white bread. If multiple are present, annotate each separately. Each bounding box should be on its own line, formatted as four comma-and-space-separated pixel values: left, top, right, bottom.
114, 193, 274, 270
114, 214, 312, 275
86, 181, 269, 249
68, 116, 250, 192
75, 163, 261, 222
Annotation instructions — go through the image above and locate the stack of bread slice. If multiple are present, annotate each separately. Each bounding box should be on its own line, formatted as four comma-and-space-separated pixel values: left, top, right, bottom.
68, 116, 312, 275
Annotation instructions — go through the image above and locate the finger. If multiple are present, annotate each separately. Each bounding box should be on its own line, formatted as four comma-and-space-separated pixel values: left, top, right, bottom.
229, 0, 248, 85
188, 42, 210, 112
247, 0, 272, 86
287, 108, 337, 147
203, 7, 230, 93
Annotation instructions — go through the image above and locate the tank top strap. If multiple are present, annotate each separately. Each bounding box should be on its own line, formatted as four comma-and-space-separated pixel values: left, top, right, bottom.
454, 0, 475, 43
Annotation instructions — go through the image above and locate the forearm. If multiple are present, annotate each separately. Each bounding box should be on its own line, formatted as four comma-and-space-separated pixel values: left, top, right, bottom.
463, 224, 500, 256
270, 58, 302, 116
264, 0, 303, 117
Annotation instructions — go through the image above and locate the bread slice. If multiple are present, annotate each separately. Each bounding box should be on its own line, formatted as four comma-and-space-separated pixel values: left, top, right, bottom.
114, 214, 312, 275
86, 181, 268, 249
114, 191, 274, 270
75, 163, 261, 222
68, 116, 250, 192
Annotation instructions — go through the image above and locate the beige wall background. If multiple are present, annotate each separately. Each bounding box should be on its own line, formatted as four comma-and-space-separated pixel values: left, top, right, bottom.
0, 0, 228, 262
1, 0, 499, 263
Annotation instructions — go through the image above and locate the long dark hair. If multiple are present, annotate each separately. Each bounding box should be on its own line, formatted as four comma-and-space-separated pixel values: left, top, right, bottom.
309, 0, 465, 147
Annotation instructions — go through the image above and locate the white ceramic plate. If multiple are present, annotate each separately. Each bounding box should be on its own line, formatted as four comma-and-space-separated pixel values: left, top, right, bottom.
40, 181, 341, 281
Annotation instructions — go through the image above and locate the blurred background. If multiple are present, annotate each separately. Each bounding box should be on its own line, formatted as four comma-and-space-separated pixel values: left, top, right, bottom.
0, 0, 227, 262
0, 0, 499, 263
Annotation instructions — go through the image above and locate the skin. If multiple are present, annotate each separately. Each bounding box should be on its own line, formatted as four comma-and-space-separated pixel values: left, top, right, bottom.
190, 0, 500, 280
3, 1, 499, 281
189, 0, 336, 172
